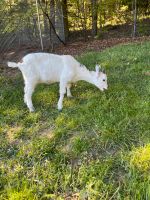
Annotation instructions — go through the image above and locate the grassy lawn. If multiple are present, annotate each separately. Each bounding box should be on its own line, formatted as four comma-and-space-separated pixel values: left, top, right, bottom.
0, 41, 150, 200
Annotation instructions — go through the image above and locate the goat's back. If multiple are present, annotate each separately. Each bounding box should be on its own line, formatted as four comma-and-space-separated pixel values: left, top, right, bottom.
20, 53, 78, 84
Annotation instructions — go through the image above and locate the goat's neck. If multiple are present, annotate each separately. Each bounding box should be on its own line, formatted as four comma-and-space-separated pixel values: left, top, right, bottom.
75, 66, 95, 84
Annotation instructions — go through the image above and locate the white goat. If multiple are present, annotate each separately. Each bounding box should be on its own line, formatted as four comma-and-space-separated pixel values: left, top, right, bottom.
7, 53, 108, 112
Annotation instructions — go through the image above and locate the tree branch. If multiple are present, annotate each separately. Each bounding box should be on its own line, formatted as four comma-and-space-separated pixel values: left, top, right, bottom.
38, 0, 66, 46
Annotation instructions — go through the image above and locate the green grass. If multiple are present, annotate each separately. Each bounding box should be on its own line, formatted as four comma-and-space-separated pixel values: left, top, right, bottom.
0, 41, 150, 199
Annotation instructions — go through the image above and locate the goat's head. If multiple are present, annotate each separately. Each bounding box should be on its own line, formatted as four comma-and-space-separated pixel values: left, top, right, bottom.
93, 64, 108, 91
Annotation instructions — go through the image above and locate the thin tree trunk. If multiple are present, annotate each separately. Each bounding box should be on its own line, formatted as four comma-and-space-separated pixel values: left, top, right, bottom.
50, 0, 55, 48
43, 7, 49, 36
91, 0, 97, 37
55, 0, 65, 43
77, 0, 87, 41
50, 0, 55, 30
99, 0, 102, 32
62, 0, 69, 40
42, 0, 49, 35
82, 1, 87, 41
36, 0, 43, 50
133, 0, 137, 37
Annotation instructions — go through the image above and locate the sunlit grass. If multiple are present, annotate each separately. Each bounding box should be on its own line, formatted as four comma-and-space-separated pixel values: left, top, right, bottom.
0, 41, 150, 199
129, 144, 150, 173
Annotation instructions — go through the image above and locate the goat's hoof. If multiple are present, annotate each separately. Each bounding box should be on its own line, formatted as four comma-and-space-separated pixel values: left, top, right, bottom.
58, 106, 63, 112
29, 107, 35, 112
58, 104, 63, 111
67, 95, 73, 98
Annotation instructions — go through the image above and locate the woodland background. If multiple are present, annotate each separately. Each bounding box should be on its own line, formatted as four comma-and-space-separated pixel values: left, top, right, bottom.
0, 0, 149, 57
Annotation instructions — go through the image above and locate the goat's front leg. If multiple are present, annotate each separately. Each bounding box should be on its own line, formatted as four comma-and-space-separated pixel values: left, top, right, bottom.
58, 81, 67, 111
67, 83, 73, 98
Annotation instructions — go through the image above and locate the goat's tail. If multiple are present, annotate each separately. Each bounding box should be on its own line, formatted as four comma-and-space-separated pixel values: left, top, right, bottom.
7, 62, 19, 68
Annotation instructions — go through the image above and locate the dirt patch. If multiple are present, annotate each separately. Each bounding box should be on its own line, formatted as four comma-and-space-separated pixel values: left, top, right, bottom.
144, 71, 150, 76
0, 36, 150, 77
54, 36, 150, 56
0, 65, 20, 78
39, 126, 55, 140
7, 126, 23, 145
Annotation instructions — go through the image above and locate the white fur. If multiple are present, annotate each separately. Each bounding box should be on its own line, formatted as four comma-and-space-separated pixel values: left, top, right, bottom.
7, 53, 108, 112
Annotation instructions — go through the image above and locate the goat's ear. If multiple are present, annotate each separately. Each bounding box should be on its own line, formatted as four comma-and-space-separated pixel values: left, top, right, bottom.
95, 64, 101, 77
95, 64, 100, 72
103, 69, 106, 74
102, 68, 106, 74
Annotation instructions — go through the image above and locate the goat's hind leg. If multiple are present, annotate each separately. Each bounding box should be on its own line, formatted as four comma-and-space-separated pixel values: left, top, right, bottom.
24, 82, 36, 112
67, 83, 73, 98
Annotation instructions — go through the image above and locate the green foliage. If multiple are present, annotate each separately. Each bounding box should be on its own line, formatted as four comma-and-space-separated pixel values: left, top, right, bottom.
0, 41, 150, 199
0, 0, 149, 37
0, 0, 36, 34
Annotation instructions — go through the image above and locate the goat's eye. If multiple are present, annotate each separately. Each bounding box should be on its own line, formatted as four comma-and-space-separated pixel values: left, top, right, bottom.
103, 79, 105, 82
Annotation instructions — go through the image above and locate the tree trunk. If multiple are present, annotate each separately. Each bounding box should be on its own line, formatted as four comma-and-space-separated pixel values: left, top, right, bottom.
36, 0, 43, 50
50, 0, 55, 26
133, 0, 137, 37
91, 0, 97, 37
99, 0, 102, 32
55, 0, 65, 43
50, 0, 55, 42
62, 0, 69, 40
38, 0, 66, 46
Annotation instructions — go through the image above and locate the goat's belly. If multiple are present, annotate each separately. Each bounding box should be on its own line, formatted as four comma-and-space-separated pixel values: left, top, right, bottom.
43, 80, 58, 84
39, 75, 60, 84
